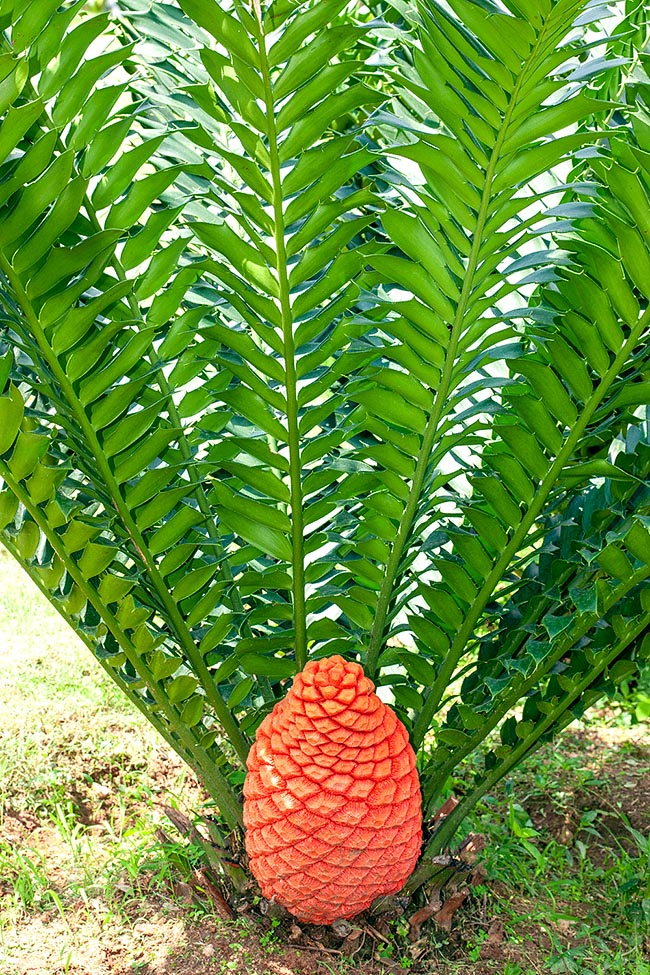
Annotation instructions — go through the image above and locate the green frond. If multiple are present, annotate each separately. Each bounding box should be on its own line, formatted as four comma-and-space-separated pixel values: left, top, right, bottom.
409, 135, 650, 752
346, 0, 642, 680
417, 430, 650, 853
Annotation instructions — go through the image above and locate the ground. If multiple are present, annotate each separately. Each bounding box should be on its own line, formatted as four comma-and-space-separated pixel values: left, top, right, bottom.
0, 546, 648, 975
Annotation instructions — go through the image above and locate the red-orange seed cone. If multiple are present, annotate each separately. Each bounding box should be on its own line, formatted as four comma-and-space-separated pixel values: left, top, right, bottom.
243, 655, 422, 925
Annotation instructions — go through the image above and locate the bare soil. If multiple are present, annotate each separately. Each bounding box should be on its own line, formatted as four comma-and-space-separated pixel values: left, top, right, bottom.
525, 726, 650, 858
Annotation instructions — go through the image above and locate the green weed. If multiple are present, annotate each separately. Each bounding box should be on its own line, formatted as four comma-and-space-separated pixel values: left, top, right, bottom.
0, 842, 53, 912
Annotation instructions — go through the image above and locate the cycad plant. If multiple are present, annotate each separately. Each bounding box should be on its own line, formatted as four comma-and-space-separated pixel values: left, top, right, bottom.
1, 0, 650, 918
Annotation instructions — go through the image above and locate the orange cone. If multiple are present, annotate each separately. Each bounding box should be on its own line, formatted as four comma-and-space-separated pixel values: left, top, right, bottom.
243, 655, 422, 924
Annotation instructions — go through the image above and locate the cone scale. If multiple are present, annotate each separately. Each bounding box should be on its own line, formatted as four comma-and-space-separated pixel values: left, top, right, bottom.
243, 655, 422, 925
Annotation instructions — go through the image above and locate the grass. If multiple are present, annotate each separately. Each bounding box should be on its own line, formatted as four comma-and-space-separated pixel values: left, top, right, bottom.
445, 729, 650, 975
0, 547, 215, 973
0, 543, 648, 975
